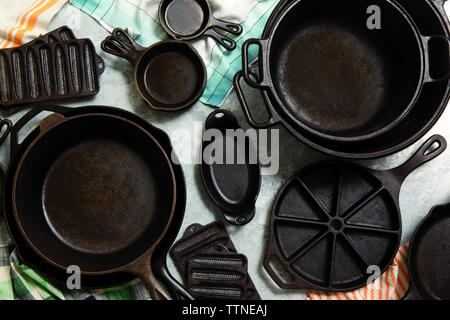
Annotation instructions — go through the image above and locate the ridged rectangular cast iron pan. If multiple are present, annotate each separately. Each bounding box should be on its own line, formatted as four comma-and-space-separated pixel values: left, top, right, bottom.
187, 246, 251, 300
170, 222, 261, 299
0, 38, 104, 107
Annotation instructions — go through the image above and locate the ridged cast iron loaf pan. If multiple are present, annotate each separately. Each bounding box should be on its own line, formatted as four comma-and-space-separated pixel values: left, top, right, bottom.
0, 39, 104, 107
201, 109, 261, 225
170, 222, 261, 299
264, 135, 446, 291
403, 203, 450, 300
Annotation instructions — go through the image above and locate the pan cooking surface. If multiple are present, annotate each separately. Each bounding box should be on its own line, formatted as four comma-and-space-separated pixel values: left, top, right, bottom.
165, 0, 204, 36
42, 138, 158, 254
143, 51, 199, 105
276, 23, 391, 134
412, 212, 450, 299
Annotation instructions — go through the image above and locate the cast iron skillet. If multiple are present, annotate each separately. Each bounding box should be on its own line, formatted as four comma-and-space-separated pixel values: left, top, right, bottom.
234, 0, 450, 159
264, 135, 446, 291
159, 0, 243, 51
240, 0, 450, 142
9, 106, 176, 300
201, 109, 261, 225
101, 28, 206, 111
2, 106, 192, 299
403, 203, 450, 300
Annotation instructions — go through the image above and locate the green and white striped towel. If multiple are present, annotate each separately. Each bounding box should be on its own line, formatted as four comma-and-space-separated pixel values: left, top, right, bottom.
0, 245, 150, 300
69, 0, 279, 106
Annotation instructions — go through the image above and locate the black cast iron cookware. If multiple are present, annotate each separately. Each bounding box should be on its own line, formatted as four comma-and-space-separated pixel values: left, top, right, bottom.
402, 203, 450, 300
2, 106, 192, 299
101, 28, 206, 111
8, 106, 177, 300
234, 0, 450, 159
264, 135, 446, 291
159, 0, 243, 51
200, 109, 261, 226
239, 0, 450, 142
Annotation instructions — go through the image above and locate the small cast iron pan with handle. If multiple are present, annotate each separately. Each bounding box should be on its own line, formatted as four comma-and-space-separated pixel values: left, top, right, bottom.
403, 203, 450, 300
101, 28, 206, 111
1, 105, 193, 299
240, 0, 450, 142
264, 135, 446, 291
159, 0, 243, 50
7, 105, 177, 300
201, 109, 261, 225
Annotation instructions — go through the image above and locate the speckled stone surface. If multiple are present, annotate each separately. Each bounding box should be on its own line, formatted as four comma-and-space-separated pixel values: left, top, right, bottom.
1, 3, 450, 300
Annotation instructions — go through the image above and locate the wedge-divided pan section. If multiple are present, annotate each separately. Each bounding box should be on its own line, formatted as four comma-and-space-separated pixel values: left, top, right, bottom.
264, 135, 446, 291
240, 0, 450, 142
159, 0, 243, 50
201, 109, 261, 225
101, 28, 206, 111
0, 39, 105, 107
7, 105, 177, 300
403, 203, 450, 300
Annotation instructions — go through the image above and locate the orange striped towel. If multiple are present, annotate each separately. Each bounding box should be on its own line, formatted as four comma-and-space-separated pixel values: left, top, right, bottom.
0, 0, 67, 49
309, 244, 410, 300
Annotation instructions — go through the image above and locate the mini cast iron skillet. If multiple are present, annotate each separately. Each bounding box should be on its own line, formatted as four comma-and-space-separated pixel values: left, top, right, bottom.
2, 106, 192, 299
241, 0, 450, 142
159, 0, 243, 50
9, 106, 176, 300
264, 135, 446, 291
101, 28, 206, 111
403, 203, 450, 300
201, 109, 261, 225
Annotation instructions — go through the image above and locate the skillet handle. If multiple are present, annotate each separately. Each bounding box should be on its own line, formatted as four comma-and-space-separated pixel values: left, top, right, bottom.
422, 35, 450, 83
233, 70, 280, 129
9, 105, 71, 160
0, 119, 12, 147
101, 28, 145, 63
153, 259, 194, 300
209, 17, 243, 35
242, 38, 269, 88
204, 28, 237, 51
392, 135, 447, 182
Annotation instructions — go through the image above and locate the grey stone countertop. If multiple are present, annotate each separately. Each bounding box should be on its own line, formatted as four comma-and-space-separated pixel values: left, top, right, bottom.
1, 4, 450, 300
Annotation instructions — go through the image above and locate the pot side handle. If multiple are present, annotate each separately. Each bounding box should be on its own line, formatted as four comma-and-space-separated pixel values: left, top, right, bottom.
9, 105, 71, 159
101, 28, 144, 63
242, 39, 270, 88
422, 35, 450, 83
233, 70, 280, 129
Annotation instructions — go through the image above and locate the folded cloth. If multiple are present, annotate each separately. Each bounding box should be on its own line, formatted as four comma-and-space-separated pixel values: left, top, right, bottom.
0, 0, 68, 48
0, 244, 150, 300
69, 0, 279, 106
308, 244, 410, 300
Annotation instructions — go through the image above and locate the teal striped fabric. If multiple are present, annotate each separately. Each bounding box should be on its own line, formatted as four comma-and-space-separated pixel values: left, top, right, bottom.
70, 0, 279, 106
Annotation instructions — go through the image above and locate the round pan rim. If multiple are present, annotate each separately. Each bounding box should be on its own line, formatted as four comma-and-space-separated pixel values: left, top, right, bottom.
134, 40, 207, 112
11, 112, 177, 275
255, 0, 428, 142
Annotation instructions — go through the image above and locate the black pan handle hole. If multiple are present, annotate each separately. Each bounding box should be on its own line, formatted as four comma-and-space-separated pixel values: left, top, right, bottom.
215, 112, 224, 118
424, 141, 441, 156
